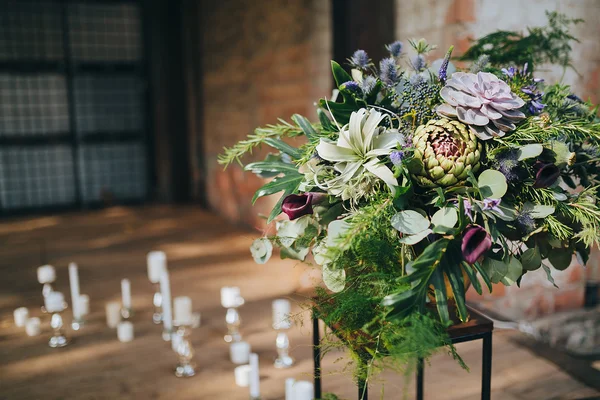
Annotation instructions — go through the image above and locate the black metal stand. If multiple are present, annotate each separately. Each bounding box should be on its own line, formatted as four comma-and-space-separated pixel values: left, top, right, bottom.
312, 307, 494, 400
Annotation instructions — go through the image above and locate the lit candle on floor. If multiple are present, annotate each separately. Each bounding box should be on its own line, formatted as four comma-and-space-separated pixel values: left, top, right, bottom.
249, 353, 260, 399
272, 299, 292, 330
68, 263, 82, 320
25, 317, 41, 336
159, 271, 173, 336
293, 380, 314, 400
44, 292, 65, 313
147, 251, 166, 284
234, 364, 251, 387
174, 296, 192, 326
37, 265, 56, 284
285, 378, 296, 400
117, 321, 134, 342
220, 286, 241, 308
230, 341, 251, 364
105, 301, 121, 328
121, 279, 132, 310
78, 294, 90, 316
13, 307, 29, 327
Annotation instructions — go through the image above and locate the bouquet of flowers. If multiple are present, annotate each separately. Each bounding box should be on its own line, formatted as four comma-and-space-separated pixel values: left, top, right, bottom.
220, 12, 600, 381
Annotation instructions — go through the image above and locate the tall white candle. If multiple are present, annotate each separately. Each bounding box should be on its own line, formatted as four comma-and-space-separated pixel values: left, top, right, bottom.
13, 307, 29, 327
174, 296, 192, 326
37, 265, 56, 284
220, 286, 241, 308
117, 321, 134, 342
285, 378, 296, 400
68, 263, 81, 320
44, 291, 65, 313
171, 331, 182, 352
234, 364, 251, 387
147, 251, 166, 283
159, 270, 173, 332
121, 279, 132, 309
272, 299, 292, 330
249, 353, 260, 399
230, 341, 251, 364
78, 294, 90, 315
293, 380, 314, 400
105, 301, 121, 328
25, 317, 41, 336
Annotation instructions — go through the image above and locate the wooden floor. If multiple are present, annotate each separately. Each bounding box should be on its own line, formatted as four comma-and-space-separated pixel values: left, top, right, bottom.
0, 205, 599, 400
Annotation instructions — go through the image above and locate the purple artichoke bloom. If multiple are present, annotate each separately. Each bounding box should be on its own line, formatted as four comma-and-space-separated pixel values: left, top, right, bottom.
461, 225, 492, 264
390, 151, 405, 166
533, 163, 560, 189
281, 194, 314, 220
379, 57, 399, 86
482, 198, 503, 215
386, 41, 403, 57
350, 50, 371, 70
436, 72, 526, 140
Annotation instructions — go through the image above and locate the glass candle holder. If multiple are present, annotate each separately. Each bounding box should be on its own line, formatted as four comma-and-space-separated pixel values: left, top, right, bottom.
273, 331, 294, 368
45, 309, 69, 348
225, 307, 242, 343
173, 324, 196, 377
152, 283, 163, 324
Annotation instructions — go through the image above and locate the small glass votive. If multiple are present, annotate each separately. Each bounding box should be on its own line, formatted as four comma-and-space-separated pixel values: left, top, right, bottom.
117, 321, 134, 342
14, 307, 29, 327
25, 317, 41, 336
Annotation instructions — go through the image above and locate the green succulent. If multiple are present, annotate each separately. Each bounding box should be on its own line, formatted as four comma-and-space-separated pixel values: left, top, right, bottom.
411, 118, 482, 187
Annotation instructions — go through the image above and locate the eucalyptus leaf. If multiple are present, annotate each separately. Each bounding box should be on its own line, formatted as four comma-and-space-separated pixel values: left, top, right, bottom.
548, 249, 573, 271
523, 202, 555, 219
499, 257, 523, 286
552, 192, 568, 201
398, 228, 432, 244
541, 263, 559, 288
323, 264, 346, 293
431, 207, 458, 229
250, 238, 273, 264
521, 247, 542, 271
481, 257, 508, 284
478, 169, 508, 198
517, 144, 543, 160
391, 210, 430, 234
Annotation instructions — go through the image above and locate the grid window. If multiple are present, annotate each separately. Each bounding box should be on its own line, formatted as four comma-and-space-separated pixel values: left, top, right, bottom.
0, 74, 69, 136
74, 74, 142, 134
0, 146, 76, 209
68, 3, 142, 62
79, 143, 146, 203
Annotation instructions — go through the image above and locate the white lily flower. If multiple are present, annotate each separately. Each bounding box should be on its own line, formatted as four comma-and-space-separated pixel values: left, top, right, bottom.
315, 108, 404, 197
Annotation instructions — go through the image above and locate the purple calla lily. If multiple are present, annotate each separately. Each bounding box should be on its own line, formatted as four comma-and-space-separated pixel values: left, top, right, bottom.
533, 162, 560, 188
461, 225, 492, 264
282, 194, 313, 220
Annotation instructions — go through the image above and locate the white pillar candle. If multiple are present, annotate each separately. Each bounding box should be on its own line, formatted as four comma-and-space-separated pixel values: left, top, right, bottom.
121, 279, 132, 309
285, 378, 296, 400
272, 299, 292, 330
37, 265, 56, 284
249, 353, 260, 399
13, 307, 29, 327
25, 317, 41, 336
44, 291, 65, 313
78, 294, 90, 316
174, 296, 192, 326
105, 301, 121, 328
117, 321, 134, 342
220, 286, 241, 308
230, 341, 251, 364
234, 364, 251, 387
159, 271, 173, 332
293, 380, 314, 400
147, 251, 166, 283
68, 263, 82, 319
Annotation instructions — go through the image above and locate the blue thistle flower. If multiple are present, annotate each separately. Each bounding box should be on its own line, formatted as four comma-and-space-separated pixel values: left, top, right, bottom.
438, 46, 454, 84
350, 50, 371, 70
494, 149, 521, 182
386, 41, 403, 57
470, 54, 490, 73
410, 55, 426, 72
379, 57, 399, 86
390, 151, 405, 166
517, 212, 536, 233
360, 76, 377, 94
340, 81, 362, 94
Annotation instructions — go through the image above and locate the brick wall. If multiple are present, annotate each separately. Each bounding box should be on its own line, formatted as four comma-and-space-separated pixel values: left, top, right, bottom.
200, 0, 332, 228
394, 0, 600, 314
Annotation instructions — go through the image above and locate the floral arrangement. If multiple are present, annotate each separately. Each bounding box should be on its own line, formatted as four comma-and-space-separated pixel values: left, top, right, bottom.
220, 12, 600, 386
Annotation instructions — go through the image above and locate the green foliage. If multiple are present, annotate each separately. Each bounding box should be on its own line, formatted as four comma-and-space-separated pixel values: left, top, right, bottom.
460, 11, 582, 69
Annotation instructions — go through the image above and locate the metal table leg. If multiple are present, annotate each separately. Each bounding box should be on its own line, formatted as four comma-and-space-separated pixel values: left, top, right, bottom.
313, 315, 322, 399
481, 332, 492, 400
416, 358, 424, 400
